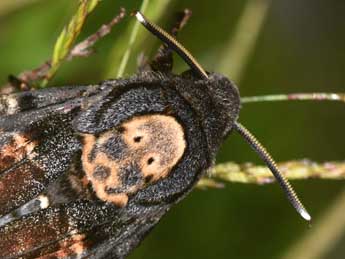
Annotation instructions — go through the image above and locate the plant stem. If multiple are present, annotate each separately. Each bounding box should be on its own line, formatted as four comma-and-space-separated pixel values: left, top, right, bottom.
242, 93, 345, 104
116, 0, 150, 78
216, 0, 272, 82
41, 0, 101, 86
198, 160, 345, 188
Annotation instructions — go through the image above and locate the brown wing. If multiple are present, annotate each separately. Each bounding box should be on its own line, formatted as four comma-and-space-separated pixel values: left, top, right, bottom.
0, 200, 119, 259
0, 86, 101, 218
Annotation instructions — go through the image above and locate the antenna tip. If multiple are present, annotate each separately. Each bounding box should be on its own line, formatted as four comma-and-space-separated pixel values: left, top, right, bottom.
133, 11, 145, 23
300, 209, 312, 221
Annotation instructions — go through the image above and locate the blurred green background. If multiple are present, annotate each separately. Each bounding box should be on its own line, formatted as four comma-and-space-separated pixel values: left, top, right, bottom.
0, 0, 344, 258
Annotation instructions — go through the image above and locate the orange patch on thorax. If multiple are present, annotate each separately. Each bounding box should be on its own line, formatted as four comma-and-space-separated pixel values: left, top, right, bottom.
81, 114, 186, 207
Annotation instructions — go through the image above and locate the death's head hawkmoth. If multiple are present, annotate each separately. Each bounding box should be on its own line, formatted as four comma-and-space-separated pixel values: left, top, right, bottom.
0, 11, 311, 259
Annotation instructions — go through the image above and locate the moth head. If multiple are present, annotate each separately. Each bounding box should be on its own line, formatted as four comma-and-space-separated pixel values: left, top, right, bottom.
134, 11, 241, 158
135, 11, 311, 222
178, 70, 241, 158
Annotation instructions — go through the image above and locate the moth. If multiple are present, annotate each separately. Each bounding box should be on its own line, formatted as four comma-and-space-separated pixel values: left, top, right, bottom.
0, 11, 311, 259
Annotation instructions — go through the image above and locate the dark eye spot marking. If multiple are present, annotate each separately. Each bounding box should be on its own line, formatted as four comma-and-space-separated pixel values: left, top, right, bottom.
147, 157, 154, 165
133, 136, 142, 143
145, 174, 154, 183
93, 165, 111, 181
118, 126, 126, 133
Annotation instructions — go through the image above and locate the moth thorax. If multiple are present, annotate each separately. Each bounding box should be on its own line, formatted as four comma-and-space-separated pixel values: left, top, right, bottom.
81, 114, 186, 207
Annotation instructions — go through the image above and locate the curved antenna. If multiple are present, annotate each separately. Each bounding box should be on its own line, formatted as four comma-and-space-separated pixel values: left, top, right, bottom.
233, 122, 311, 222
133, 11, 209, 79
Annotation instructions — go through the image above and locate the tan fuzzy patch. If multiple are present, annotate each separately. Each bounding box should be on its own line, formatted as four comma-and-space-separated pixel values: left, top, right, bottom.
122, 115, 186, 181
82, 135, 125, 206
81, 114, 186, 207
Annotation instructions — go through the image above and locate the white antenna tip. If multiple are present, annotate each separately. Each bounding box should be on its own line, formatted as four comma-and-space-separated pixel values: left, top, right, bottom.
300, 209, 312, 221
135, 11, 145, 23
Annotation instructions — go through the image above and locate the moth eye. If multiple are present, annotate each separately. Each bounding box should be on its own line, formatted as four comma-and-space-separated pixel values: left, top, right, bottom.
133, 136, 143, 143
147, 157, 155, 165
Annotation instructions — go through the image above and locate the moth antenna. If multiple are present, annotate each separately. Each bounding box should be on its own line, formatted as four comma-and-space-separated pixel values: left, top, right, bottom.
233, 122, 311, 222
133, 11, 209, 79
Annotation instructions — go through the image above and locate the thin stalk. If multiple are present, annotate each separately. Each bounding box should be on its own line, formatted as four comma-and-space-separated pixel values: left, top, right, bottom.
41, 0, 100, 86
202, 160, 345, 186
104, 0, 173, 78
216, 0, 272, 82
1, 8, 125, 91
242, 93, 345, 104
116, 0, 150, 78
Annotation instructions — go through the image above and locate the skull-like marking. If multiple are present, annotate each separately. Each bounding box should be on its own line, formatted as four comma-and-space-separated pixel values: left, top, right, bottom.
121, 115, 186, 181
81, 114, 186, 207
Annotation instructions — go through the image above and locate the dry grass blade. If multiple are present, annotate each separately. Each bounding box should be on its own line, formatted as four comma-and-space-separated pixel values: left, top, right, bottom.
103, 0, 174, 78
68, 8, 126, 59
0, 6, 126, 92
199, 160, 345, 188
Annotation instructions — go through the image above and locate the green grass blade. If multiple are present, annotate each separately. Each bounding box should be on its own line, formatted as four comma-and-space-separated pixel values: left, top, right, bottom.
41, 0, 100, 87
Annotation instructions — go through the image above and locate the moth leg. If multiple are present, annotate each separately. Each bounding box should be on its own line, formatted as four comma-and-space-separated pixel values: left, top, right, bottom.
148, 9, 193, 73
0, 75, 31, 94
137, 52, 151, 73
8, 75, 31, 91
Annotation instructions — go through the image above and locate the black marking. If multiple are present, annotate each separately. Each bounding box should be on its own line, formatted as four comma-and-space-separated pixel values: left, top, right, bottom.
117, 126, 126, 133
105, 186, 126, 194
102, 135, 128, 161
88, 145, 98, 162
144, 174, 154, 183
147, 157, 154, 165
119, 164, 142, 188
133, 136, 142, 143
93, 165, 111, 180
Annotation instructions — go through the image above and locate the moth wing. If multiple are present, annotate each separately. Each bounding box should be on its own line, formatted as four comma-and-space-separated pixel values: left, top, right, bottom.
0, 199, 160, 259
0, 85, 95, 116
0, 86, 98, 217
0, 200, 115, 259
